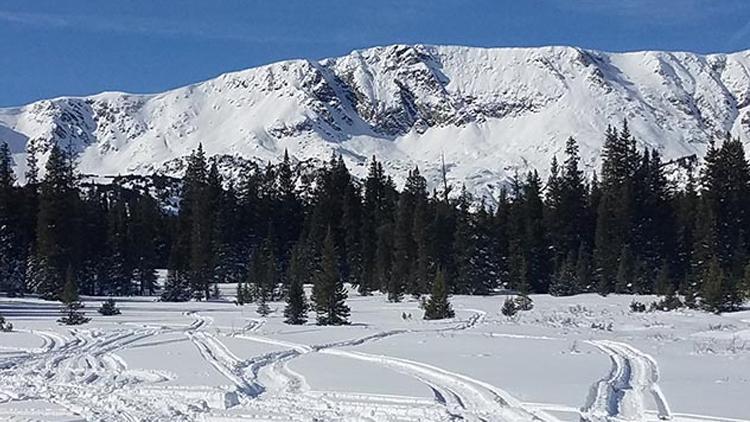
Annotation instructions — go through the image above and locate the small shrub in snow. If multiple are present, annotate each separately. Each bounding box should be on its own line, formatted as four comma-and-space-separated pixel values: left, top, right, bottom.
629, 300, 647, 313
98, 299, 121, 316
0, 314, 12, 332
568, 304, 593, 317
501, 297, 518, 318
514, 295, 534, 311
649, 294, 683, 312
590, 321, 613, 331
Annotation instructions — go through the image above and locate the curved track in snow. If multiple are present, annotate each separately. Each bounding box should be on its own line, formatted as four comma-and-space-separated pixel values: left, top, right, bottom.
217, 308, 559, 421
0, 319, 214, 421
581, 340, 672, 422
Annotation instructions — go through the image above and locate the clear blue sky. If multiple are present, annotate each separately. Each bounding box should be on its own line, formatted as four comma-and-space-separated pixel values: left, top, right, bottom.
1, 0, 750, 107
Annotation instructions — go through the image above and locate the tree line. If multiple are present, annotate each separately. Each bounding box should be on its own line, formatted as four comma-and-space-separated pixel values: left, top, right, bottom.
1, 120, 749, 319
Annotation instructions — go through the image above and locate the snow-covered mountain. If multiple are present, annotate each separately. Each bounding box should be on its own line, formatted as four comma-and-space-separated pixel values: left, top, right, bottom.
2, 44, 750, 197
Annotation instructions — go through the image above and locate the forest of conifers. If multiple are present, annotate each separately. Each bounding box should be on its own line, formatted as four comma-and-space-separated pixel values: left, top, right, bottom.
1, 121, 749, 314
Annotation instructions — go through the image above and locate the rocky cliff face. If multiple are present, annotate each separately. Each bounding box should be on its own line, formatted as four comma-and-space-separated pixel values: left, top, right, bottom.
2, 44, 750, 198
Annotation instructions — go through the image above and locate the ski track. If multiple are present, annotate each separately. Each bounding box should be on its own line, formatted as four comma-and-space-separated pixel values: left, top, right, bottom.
199, 308, 560, 421
4, 307, 740, 422
0, 315, 225, 422
581, 340, 672, 422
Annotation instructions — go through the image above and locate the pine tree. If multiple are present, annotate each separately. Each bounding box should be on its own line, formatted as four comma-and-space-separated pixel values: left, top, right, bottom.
256, 292, 270, 317
423, 269, 454, 320
342, 183, 364, 288
36, 144, 78, 299
25, 143, 39, 186
549, 252, 578, 296
58, 267, 90, 325
595, 123, 640, 294
702, 257, 727, 313
284, 247, 308, 325
236, 281, 247, 305
0, 313, 12, 332
409, 197, 431, 297
615, 245, 635, 294
389, 193, 413, 302
360, 157, 394, 295
312, 229, 350, 325
161, 248, 191, 302
130, 195, 159, 295
98, 298, 121, 316
654, 261, 673, 296
0, 143, 24, 297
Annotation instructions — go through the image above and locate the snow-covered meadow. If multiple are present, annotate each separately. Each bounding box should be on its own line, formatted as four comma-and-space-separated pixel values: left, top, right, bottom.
0, 290, 748, 422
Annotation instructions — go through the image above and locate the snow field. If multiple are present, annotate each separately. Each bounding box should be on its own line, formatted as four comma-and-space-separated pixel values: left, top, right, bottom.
0, 292, 748, 421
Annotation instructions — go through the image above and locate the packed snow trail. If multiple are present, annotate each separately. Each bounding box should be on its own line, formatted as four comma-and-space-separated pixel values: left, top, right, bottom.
223, 309, 560, 422
0, 313, 252, 421
321, 348, 560, 422
187, 314, 450, 421
0, 327, 199, 421
581, 340, 672, 421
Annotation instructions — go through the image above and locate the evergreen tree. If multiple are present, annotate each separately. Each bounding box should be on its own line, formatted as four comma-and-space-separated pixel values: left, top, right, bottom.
409, 197, 431, 297
284, 247, 308, 325
98, 298, 121, 316
256, 292, 270, 317
0, 313, 12, 332
312, 229, 350, 325
0, 142, 24, 296
423, 269, 454, 320
130, 195, 159, 295
360, 157, 392, 295
615, 245, 635, 293
594, 123, 640, 294
25, 143, 39, 186
389, 193, 413, 302
702, 257, 728, 313
236, 281, 248, 305
161, 248, 191, 302
36, 144, 78, 299
507, 171, 550, 293
58, 267, 89, 325
549, 252, 578, 296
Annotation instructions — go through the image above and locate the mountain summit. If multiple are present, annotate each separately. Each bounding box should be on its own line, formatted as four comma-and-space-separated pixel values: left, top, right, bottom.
2, 44, 750, 196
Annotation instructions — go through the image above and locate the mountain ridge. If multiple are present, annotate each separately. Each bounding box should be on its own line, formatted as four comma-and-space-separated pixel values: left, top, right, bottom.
2, 44, 750, 197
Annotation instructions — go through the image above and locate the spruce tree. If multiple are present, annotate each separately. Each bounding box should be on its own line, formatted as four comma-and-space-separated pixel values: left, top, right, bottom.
423, 269, 454, 320
284, 247, 308, 325
615, 245, 635, 294
702, 257, 727, 314
409, 197, 431, 297
312, 229, 350, 325
58, 267, 90, 325
161, 248, 191, 302
98, 298, 121, 316
36, 144, 78, 299
0, 313, 12, 332
389, 193, 413, 302
0, 143, 24, 296
594, 123, 640, 294
256, 291, 270, 317
360, 157, 393, 295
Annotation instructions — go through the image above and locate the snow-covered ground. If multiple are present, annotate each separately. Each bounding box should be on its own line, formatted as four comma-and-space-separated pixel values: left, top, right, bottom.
0, 290, 748, 422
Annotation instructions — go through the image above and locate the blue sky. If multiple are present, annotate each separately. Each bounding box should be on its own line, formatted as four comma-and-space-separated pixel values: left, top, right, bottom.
1, 0, 750, 107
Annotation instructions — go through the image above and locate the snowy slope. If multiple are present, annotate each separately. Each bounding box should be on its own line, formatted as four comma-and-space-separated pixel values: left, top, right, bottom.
2, 44, 750, 197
